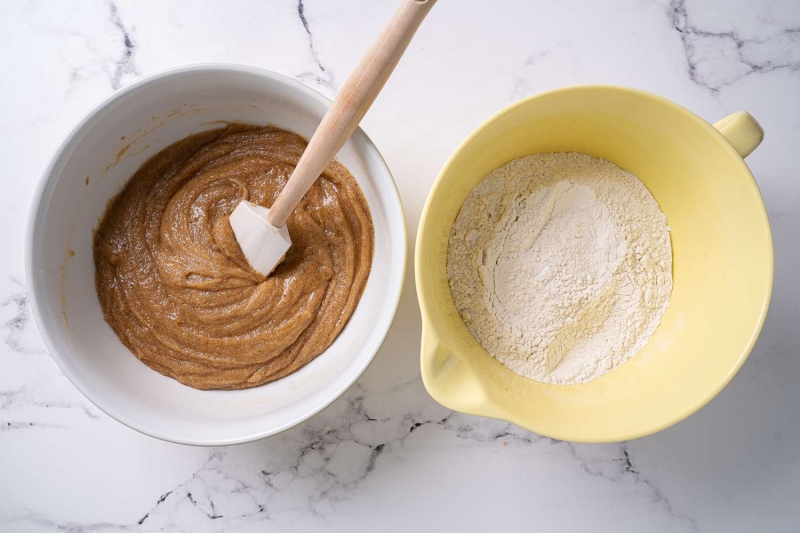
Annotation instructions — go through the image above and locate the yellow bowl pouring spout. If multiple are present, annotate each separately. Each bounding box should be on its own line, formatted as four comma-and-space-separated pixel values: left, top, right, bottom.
416, 86, 773, 443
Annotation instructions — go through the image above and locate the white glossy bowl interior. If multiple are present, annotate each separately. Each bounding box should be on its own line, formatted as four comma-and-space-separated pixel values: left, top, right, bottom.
26, 65, 406, 445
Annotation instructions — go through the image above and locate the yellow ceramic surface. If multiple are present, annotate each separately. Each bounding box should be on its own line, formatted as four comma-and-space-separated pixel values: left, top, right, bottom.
416, 86, 773, 443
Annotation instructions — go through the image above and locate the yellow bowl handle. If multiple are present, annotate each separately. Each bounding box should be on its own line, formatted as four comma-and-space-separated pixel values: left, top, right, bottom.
713, 111, 764, 159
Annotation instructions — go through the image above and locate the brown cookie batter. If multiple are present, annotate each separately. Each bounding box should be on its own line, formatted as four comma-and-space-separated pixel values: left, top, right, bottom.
94, 125, 374, 390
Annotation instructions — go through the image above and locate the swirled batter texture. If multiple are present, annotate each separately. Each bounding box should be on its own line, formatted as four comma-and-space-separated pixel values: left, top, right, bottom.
94, 125, 373, 390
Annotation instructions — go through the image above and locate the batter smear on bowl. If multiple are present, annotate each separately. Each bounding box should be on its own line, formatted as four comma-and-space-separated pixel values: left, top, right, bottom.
447, 153, 672, 385
94, 124, 374, 390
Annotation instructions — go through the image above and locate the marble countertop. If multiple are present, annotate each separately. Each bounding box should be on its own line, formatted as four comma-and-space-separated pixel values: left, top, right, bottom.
2, 0, 799, 531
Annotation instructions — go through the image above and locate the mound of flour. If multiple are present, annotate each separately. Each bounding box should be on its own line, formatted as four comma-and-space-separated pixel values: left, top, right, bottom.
447, 153, 672, 385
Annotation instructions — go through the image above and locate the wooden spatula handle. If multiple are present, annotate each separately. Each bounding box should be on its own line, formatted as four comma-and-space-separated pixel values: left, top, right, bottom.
267, 0, 436, 227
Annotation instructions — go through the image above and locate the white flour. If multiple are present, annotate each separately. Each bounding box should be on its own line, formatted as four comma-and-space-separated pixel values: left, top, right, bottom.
447, 153, 672, 385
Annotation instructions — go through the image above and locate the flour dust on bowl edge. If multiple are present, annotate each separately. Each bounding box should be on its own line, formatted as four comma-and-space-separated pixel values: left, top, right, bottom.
417, 86, 773, 443
25, 65, 407, 445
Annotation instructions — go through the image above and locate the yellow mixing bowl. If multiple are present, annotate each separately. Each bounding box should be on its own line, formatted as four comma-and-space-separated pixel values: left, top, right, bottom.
416, 86, 773, 442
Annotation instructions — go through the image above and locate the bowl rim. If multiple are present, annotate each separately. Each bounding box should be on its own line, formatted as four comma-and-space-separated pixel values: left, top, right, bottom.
416, 84, 774, 442
25, 63, 408, 446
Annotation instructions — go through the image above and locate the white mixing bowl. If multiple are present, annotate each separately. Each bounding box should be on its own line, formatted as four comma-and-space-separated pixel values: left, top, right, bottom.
26, 65, 406, 445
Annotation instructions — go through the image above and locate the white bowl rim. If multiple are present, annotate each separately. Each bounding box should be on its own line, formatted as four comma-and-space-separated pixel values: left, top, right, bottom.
25, 63, 408, 446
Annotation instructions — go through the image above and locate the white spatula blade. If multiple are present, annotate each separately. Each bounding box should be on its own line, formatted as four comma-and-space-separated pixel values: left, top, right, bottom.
229, 201, 292, 276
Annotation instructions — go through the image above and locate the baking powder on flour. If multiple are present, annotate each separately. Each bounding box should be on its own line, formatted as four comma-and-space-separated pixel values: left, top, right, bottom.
447, 153, 672, 385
